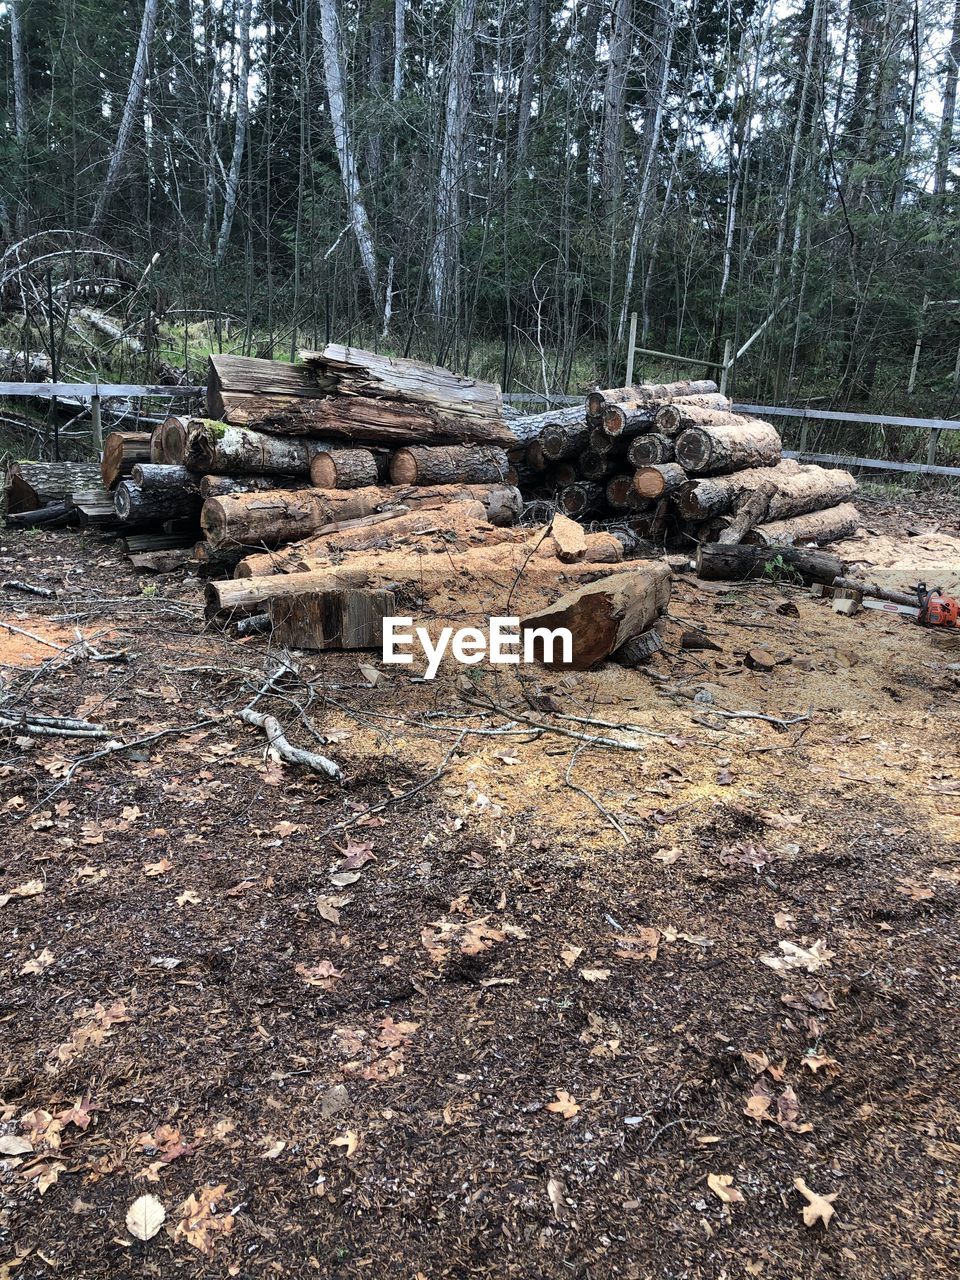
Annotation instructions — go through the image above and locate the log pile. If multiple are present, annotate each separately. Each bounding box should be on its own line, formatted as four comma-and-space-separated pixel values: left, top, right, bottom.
521, 380, 860, 551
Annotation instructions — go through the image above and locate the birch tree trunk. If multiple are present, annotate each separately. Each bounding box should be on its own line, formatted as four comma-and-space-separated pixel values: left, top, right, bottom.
318, 0, 381, 312
9, 0, 29, 235
88, 0, 161, 234
601, 0, 632, 210
935, 0, 960, 195
215, 0, 253, 265
393, 0, 405, 100
430, 0, 476, 320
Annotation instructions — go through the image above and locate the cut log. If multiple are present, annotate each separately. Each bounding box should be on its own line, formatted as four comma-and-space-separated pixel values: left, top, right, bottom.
546, 462, 579, 488
201, 483, 522, 548
549, 513, 587, 562
580, 449, 613, 481
605, 474, 643, 510
153, 414, 190, 464
537, 530, 624, 564
100, 431, 152, 489
185, 420, 319, 476
206, 354, 334, 417
5, 501, 73, 528
600, 403, 655, 439
130, 463, 202, 496
748, 503, 861, 548
627, 434, 675, 467
526, 440, 547, 472
633, 463, 690, 500
540, 422, 591, 462
199, 473, 306, 498
509, 404, 587, 444
269, 588, 396, 650
717, 481, 776, 545
191, 541, 246, 574
123, 533, 195, 553
114, 479, 202, 525
765, 466, 857, 521
675, 419, 782, 475
611, 627, 665, 667
389, 445, 509, 486
586, 379, 719, 421
128, 548, 193, 573
520, 565, 672, 670
558, 482, 604, 518
696, 542, 844, 585
675, 461, 804, 520
4, 461, 101, 513
310, 448, 389, 489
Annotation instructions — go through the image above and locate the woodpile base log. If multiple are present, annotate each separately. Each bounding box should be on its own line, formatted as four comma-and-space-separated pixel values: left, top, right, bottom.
310, 448, 389, 489
185, 421, 318, 476
199, 474, 307, 498
520, 564, 672, 670
628, 434, 675, 467
114, 479, 202, 524
131, 463, 201, 497
676, 461, 804, 520
100, 432, 152, 489
152, 415, 190, 464
389, 445, 509, 486
748, 503, 861, 547
633, 463, 690, 500
696, 542, 844, 585
675, 419, 783, 475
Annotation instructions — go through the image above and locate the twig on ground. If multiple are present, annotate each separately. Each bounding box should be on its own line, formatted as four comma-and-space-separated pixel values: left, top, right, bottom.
239, 707, 341, 780
2, 580, 56, 598
564, 742, 629, 843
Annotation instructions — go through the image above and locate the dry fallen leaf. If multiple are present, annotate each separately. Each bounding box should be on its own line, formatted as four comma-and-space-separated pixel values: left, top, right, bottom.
125, 1194, 166, 1241
0, 879, 44, 908
707, 1172, 745, 1205
559, 944, 583, 969
258, 1138, 286, 1160
579, 968, 611, 983
0, 1135, 33, 1156
545, 1090, 580, 1120
174, 1184, 235, 1255
802, 1053, 842, 1076
761, 939, 835, 975
330, 1130, 359, 1157
176, 890, 200, 907
20, 947, 54, 976
793, 1176, 838, 1228
143, 858, 174, 877
546, 1176, 569, 1221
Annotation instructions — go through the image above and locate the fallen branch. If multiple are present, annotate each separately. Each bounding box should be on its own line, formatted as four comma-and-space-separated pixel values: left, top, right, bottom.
239, 707, 341, 780
2, 580, 55, 598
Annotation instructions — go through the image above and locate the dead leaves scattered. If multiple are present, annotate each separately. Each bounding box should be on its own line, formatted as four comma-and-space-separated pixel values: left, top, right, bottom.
296, 960, 343, 990
173, 1184, 235, 1256
707, 1172, 745, 1205
793, 1176, 838, 1228
761, 939, 835, 975
545, 1090, 580, 1120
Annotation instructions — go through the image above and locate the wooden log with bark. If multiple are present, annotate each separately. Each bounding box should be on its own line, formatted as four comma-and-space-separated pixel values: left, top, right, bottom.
131, 463, 202, 497
717, 481, 776, 545
152, 415, 190, 464
764, 466, 858, 521
586, 379, 719, 423
546, 462, 579, 488
201, 482, 522, 548
185, 420, 321, 476
653, 399, 736, 434
696, 541, 844, 585
114, 479, 202, 525
540, 421, 591, 462
4, 461, 101, 513
580, 449, 614, 481
526, 440, 547, 472
520, 564, 672, 670
675, 418, 782, 475
558, 482, 604, 518
633, 463, 691, 500
389, 445, 509, 486
269, 588, 397, 650
100, 431, 152, 489
605, 474, 644, 510
310, 448, 390, 489
674, 460, 804, 520
627, 433, 675, 467
509, 404, 587, 444
206, 354, 335, 418
748, 503, 861, 548
198, 474, 306, 498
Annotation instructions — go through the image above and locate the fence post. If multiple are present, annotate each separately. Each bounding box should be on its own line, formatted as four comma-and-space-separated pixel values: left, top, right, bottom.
798, 413, 809, 456
625, 312, 638, 388
90, 394, 103, 457
926, 427, 941, 468
718, 339, 733, 396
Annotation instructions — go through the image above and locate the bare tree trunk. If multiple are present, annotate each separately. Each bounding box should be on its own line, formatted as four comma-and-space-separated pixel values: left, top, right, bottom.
9, 0, 29, 235
318, 0, 381, 312
393, 0, 405, 100
215, 0, 253, 264
935, 0, 960, 194
430, 0, 476, 320
516, 0, 542, 163
88, 0, 160, 234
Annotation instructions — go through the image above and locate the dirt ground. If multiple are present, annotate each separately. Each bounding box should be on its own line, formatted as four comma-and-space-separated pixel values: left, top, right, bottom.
1, 490, 958, 1279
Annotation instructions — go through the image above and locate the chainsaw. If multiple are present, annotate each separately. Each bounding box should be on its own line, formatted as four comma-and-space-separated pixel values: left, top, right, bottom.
832, 576, 960, 628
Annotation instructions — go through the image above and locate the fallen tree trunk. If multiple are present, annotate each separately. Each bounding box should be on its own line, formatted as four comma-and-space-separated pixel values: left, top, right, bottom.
309, 448, 389, 489
199, 473, 306, 498
202, 482, 522, 548
628, 434, 675, 467
100, 431, 152, 489
131, 463, 201, 496
696, 541, 844, 585
269, 588, 397, 650
675, 419, 782, 474
5, 501, 73, 528
674, 461, 804, 520
152, 415, 190, 464
185, 420, 319, 476
717, 481, 776, 545
389, 444, 509, 486
748, 503, 861, 548
114, 479, 202, 524
633, 463, 690, 500
4, 461, 101, 513
520, 565, 672, 670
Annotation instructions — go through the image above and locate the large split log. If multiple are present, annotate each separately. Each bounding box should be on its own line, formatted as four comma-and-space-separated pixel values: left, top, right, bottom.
765, 466, 858, 521
201, 482, 522, 548
100, 432, 152, 489
674, 461, 804, 520
748, 503, 861, 548
310, 448, 390, 489
389, 445, 509, 486
627, 434, 675, 467
114, 479, 202, 524
4, 461, 101, 513
696, 542, 844, 585
206, 354, 334, 417
633, 463, 690, 500
131, 463, 201, 497
586, 379, 719, 422
152, 415, 190, 464
199, 474, 307, 498
185, 420, 319, 476
269, 589, 397, 650
520, 565, 672, 670
675, 419, 782, 474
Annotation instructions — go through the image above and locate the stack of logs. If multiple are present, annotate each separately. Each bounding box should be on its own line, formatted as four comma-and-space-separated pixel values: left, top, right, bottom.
520, 379, 859, 551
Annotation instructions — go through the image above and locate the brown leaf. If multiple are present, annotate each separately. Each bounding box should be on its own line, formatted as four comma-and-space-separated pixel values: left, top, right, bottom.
579, 968, 611, 983
20, 947, 54, 975
545, 1090, 580, 1120
330, 1130, 359, 1157
174, 1185, 235, 1255
125, 1194, 166, 1241
143, 858, 173, 877
707, 1172, 745, 1205
793, 1176, 838, 1228
559, 944, 583, 968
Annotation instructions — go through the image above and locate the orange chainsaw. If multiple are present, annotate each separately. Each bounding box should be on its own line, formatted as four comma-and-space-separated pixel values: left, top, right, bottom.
914, 583, 960, 629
